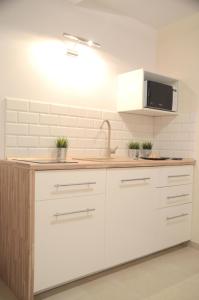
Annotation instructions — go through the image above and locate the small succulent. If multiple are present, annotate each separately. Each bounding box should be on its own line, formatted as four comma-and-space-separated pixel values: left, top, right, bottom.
128, 142, 140, 150
142, 141, 153, 150
56, 137, 68, 148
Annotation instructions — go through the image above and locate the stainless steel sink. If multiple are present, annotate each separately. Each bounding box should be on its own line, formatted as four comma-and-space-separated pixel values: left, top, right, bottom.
13, 159, 79, 164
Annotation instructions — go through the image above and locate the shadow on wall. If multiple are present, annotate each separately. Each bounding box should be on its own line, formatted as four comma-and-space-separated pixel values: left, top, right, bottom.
119, 112, 154, 142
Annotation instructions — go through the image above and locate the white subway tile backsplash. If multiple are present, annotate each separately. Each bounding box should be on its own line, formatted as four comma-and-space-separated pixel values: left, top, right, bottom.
59, 116, 77, 127
86, 129, 102, 139
5, 98, 195, 159
69, 138, 105, 150
6, 98, 29, 112
67, 106, 101, 119
39, 137, 56, 148
67, 107, 87, 118
102, 111, 122, 121
55, 127, 85, 138
189, 112, 197, 123
28, 148, 51, 158
76, 118, 94, 128
6, 147, 28, 158
18, 112, 39, 124
6, 123, 29, 135
30, 101, 49, 113
93, 119, 104, 129
50, 104, 69, 115
154, 112, 196, 158
29, 125, 50, 136
6, 111, 18, 123
110, 120, 125, 131
6, 136, 17, 147
86, 109, 102, 119
71, 128, 86, 138
17, 136, 39, 147
111, 130, 127, 140
40, 114, 59, 126
50, 126, 68, 137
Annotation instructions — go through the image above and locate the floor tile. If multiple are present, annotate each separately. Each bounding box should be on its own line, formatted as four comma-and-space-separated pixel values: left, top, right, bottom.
148, 273, 199, 300
1, 245, 199, 300
0, 280, 17, 300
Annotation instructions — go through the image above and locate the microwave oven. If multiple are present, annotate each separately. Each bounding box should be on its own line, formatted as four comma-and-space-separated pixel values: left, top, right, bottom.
144, 80, 177, 112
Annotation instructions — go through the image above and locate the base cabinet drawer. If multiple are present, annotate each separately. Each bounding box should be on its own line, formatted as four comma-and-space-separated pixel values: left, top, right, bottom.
157, 166, 193, 187
156, 184, 192, 208
155, 203, 192, 251
35, 169, 106, 201
34, 195, 105, 293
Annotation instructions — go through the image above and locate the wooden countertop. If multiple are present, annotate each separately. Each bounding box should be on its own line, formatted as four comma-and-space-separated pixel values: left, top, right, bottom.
0, 158, 195, 171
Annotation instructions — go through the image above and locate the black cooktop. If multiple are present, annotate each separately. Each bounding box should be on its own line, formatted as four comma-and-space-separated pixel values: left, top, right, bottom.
141, 157, 183, 161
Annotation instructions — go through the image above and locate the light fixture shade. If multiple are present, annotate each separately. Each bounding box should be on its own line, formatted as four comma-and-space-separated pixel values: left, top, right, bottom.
63, 33, 101, 48
66, 49, 79, 57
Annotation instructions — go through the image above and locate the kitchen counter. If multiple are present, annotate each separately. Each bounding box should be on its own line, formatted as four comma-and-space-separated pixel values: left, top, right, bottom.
0, 157, 195, 300
0, 158, 195, 171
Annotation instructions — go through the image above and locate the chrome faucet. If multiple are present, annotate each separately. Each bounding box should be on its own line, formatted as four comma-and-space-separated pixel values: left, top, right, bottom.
100, 120, 118, 158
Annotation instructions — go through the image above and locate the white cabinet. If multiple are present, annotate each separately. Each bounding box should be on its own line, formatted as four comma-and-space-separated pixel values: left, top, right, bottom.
34, 169, 106, 293
117, 68, 178, 116
105, 168, 157, 267
34, 165, 193, 293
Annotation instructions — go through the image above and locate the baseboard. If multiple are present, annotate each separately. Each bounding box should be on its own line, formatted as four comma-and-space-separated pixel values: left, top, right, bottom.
189, 241, 199, 250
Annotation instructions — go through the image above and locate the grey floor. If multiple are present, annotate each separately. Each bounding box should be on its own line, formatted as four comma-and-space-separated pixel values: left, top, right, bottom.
1, 245, 199, 300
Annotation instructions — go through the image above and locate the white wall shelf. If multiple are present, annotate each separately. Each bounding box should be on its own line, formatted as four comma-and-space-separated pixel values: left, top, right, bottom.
117, 68, 178, 117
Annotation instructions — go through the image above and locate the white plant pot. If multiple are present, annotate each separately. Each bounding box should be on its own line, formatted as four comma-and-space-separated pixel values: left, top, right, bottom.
57, 148, 67, 161
128, 149, 139, 160
141, 149, 152, 158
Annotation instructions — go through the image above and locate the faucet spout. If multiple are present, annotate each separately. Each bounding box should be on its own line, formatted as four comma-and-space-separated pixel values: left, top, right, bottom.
100, 119, 117, 158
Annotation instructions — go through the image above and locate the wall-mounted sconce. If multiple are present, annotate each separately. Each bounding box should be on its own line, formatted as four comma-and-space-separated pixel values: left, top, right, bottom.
63, 32, 101, 56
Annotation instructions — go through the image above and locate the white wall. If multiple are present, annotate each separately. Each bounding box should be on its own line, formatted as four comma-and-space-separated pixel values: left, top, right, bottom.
0, 0, 157, 158
157, 12, 199, 243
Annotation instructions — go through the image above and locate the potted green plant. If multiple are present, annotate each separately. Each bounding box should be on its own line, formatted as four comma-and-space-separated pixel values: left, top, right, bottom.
128, 141, 140, 160
56, 137, 68, 161
141, 141, 153, 158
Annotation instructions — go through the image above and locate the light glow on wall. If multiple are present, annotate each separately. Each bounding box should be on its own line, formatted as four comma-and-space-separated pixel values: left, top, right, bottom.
29, 39, 108, 91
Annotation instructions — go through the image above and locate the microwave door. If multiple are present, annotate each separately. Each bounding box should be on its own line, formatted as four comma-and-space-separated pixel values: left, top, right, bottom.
147, 81, 173, 111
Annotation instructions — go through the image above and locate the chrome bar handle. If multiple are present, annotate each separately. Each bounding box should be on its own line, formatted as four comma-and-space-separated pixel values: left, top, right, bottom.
168, 174, 190, 178
54, 182, 96, 188
167, 194, 189, 200
166, 213, 189, 221
121, 177, 150, 183
54, 208, 96, 218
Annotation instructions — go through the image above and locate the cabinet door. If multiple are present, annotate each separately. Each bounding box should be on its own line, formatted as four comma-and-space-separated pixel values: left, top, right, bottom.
155, 203, 192, 251
105, 168, 157, 268
34, 194, 105, 293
